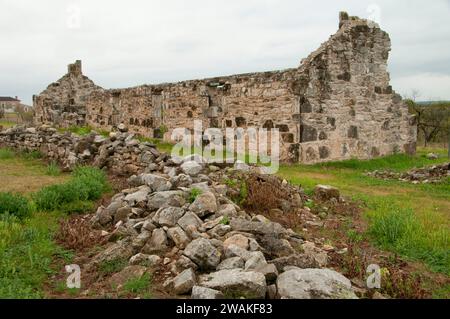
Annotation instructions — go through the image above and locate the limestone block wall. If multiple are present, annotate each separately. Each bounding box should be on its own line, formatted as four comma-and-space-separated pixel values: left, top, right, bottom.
33, 12, 417, 164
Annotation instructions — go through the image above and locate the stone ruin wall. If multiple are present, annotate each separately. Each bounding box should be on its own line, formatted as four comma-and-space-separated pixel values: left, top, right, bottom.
33, 60, 102, 127
33, 13, 417, 164
0, 126, 166, 177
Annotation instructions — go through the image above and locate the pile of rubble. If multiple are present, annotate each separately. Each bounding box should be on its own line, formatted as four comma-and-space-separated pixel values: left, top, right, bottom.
366, 162, 450, 184
88, 154, 358, 299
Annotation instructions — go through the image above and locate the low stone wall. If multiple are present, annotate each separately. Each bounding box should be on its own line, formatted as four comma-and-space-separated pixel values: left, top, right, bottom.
0, 125, 166, 176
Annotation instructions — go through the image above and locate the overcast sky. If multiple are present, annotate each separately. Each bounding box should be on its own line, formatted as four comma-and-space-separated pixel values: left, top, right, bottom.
1, 0, 449, 105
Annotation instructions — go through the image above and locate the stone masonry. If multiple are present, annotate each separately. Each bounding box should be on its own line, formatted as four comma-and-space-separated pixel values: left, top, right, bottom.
33, 12, 417, 163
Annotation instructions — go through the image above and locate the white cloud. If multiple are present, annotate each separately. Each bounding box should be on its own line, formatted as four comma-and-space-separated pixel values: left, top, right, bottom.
0, 0, 449, 104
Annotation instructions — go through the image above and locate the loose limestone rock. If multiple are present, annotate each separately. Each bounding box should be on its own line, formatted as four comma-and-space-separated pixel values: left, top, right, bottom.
183, 238, 221, 270
189, 192, 218, 217
199, 269, 267, 299
181, 161, 203, 177
177, 212, 203, 232
167, 226, 190, 249
173, 268, 197, 295
276, 268, 358, 299
142, 228, 169, 254
141, 174, 173, 192
153, 207, 185, 227
314, 185, 340, 202
191, 286, 224, 299
223, 234, 249, 251
148, 191, 186, 210
217, 257, 245, 270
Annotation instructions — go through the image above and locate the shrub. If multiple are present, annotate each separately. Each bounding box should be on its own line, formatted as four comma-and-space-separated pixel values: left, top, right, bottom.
0, 193, 32, 220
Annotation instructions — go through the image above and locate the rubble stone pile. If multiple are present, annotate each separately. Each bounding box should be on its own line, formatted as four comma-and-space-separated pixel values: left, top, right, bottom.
366, 163, 450, 184
88, 154, 358, 299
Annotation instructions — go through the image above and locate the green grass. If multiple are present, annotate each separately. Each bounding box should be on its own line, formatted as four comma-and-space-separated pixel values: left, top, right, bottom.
0, 152, 110, 298
0, 120, 18, 129
0, 148, 15, 159
278, 147, 450, 275
58, 125, 109, 138
99, 258, 128, 275
136, 135, 175, 154
0, 192, 34, 220
0, 213, 72, 298
220, 216, 230, 226
33, 166, 109, 213
188, 188, 202, 203
46, 162, 61, 176
122, 273, 152, 297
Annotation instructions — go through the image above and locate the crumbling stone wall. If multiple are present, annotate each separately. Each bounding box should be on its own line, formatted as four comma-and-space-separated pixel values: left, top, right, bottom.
34, 60, 102, 127
33, 13, 417, 163
0, 125, 164, 176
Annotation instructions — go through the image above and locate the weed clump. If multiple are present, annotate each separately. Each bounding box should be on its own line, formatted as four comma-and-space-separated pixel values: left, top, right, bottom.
34, 167, 109, 213
188, 188, 202, 203
46, 162, 61, 176
0, 192, 33, 220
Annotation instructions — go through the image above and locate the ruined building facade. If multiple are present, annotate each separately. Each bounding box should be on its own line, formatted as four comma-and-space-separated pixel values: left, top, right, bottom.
33, 13, 417, 163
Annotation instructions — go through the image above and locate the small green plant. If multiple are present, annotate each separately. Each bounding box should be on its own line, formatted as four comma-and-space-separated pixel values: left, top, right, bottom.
189, 188, 202, 203
238, 181, 248, 205
123, 273, 152, 295
220, 216, 230, 225
347, 229, 364, 243
159, 125, 168, 135
304, 199, 315, 209
67, 125, 92, 136
224, 178, 237, 188
99, 258, 128, 275
46, 162, 61, 176
0, 192, 33, 220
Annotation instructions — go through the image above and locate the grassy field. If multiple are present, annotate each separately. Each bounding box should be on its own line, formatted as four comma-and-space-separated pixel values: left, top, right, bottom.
0, 148, 109, 298
0, 149, 69, 193
0, 113, 23, 129
278, 147, 450, 275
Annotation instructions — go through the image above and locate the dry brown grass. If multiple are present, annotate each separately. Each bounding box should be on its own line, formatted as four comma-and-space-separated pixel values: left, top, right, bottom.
244, 174, 290, 212
0, 158, 68, 194
55, 215, 106, 252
